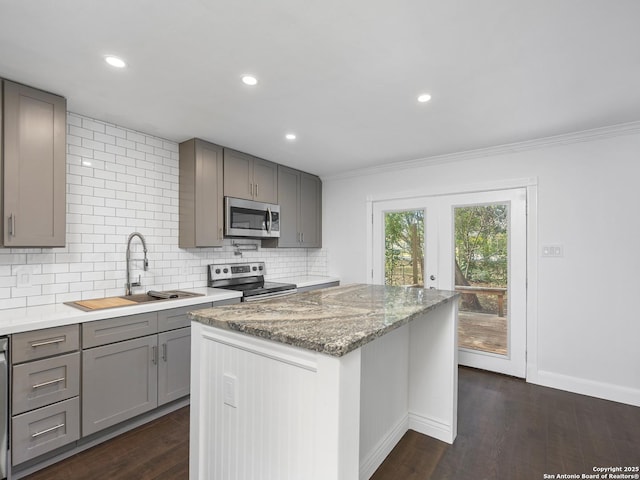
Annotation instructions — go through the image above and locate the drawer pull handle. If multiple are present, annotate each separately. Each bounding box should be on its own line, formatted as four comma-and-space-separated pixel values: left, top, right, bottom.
30, 337, 65, 348
32, 377, 66, 389
31, 423, 65, 438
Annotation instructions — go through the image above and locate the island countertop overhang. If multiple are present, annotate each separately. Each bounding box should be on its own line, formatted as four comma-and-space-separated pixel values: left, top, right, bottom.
188, 283, 459, 357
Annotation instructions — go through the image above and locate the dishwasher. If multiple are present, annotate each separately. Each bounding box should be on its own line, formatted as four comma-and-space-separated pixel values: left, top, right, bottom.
0, 337, 7, 480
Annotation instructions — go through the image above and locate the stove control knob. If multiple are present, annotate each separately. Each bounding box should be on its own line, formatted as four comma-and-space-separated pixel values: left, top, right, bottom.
258, 265, 264, 271
223, 268, 229, 273
252, 266, 257, 271
215, 268, 221, 274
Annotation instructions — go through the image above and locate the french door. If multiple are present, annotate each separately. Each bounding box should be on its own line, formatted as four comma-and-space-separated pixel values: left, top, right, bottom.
372, 188, 527, 378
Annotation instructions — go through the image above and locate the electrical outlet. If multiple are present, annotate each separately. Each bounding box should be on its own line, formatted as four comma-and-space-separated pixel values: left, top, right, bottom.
15, 265, 33, 287
542, 245, 563, 257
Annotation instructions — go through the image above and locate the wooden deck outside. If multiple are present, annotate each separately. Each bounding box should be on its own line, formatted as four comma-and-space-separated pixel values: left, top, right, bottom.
458, 310, 507, 355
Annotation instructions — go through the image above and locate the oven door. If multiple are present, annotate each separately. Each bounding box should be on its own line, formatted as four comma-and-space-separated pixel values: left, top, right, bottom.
224, 197, 280, 238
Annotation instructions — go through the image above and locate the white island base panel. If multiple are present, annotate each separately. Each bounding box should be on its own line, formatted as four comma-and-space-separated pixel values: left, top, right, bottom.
189, 301, 457, 480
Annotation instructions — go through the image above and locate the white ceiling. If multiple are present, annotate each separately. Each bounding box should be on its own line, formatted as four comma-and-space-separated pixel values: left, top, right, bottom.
1, 0, 639, 177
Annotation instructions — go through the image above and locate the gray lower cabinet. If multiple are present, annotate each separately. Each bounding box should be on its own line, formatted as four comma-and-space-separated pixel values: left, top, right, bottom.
158, 327, 191, 406
275, 166, 322, 248
81, 302, 221, 436
82, 335, 158, 436
9, 300, 235, 472
10, 325, 81, 467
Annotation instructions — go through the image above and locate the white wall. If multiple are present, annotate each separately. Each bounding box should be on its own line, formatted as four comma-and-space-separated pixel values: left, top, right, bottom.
322, 125, 640, 406
0, 113, 327, 310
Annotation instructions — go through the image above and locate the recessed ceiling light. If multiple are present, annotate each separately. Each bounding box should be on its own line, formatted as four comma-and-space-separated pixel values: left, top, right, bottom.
242, 75, 258, 86
285, 133, 297, 141
417, 93, 432, 103
105, 56, 126, 68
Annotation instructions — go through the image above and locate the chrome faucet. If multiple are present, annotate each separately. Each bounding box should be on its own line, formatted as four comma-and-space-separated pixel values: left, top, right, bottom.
125, 232, 149, 296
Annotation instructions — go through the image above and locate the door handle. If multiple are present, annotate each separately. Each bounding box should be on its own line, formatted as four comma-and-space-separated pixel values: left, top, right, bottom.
152, 345, 158, 365
267, 208, 272, 233
162, 343, 167, 362
255, 183, 259, 197
8, 214, 15, 237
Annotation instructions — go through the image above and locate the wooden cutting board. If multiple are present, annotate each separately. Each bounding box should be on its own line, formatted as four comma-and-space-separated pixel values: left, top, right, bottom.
73, 296, 138, 310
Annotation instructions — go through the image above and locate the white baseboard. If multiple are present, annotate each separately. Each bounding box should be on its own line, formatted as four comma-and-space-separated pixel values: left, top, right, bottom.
408, 412, 455, 444
534, 370, 640, 407
359, 415, 408, 480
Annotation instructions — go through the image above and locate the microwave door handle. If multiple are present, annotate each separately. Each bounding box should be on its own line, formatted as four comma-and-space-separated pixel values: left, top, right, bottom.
267, 208, 272, 233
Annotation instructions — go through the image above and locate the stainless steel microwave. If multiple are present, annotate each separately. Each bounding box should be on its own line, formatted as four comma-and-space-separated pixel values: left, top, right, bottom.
224, 197, 281, 238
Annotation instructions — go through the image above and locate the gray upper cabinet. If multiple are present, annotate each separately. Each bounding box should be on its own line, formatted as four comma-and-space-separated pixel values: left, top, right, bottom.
2, 80, 66, 247
276, 166, 322, 248
223, 148, 278, 204
179, 138, 224, 248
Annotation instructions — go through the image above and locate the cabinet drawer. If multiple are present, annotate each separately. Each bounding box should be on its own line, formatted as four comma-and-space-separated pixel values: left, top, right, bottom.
11, 325, 80, 364
82, 312, 158, 348
12, 397, 80, 465
12, 352, 80, 415
158, 303, 212, 332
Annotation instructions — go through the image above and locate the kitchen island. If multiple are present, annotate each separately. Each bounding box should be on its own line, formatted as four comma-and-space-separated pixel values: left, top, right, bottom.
188, 284, 459, 480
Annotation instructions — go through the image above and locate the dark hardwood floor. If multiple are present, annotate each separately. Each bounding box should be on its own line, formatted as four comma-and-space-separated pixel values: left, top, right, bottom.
372, 367, 640, 480
23, 407, 189, 480
24, 367, 640, 480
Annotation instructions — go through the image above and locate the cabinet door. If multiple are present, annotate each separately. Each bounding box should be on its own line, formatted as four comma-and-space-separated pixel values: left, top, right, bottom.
82, 336, 158, 436
299, 173, 322, 247
196, 140, 224, 246
158, 327, 191, 406
223, 149, 253, 200
277, 166, 301, 247
253, 158, 278, 203
3, 80, 66, 247
179, 139, 224, 248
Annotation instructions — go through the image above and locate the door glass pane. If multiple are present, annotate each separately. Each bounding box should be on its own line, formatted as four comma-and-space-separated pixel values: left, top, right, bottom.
454, 204, 508, 356
384, 210, 424, 287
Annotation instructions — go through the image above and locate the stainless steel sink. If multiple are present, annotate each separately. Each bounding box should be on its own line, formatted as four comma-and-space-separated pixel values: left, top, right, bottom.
122, 290, 203, 303
65, 290, 204, 311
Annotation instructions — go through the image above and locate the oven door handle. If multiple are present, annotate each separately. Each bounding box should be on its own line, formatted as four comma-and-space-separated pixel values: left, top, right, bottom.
266, 208, 272, 234
243, 289, 298, 302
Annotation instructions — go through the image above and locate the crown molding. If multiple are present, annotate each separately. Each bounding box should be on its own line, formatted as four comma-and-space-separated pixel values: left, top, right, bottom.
321, 120, 640, 182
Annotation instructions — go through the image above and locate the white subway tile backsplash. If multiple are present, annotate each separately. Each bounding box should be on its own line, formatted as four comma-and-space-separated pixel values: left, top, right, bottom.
0, 113, 327, 310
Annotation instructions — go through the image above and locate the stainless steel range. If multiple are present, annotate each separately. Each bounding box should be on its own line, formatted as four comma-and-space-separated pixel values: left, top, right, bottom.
207, 262, 297, 302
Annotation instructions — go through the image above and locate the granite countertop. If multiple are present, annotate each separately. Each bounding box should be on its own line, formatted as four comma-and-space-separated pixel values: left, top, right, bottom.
189, 283, 458, 357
